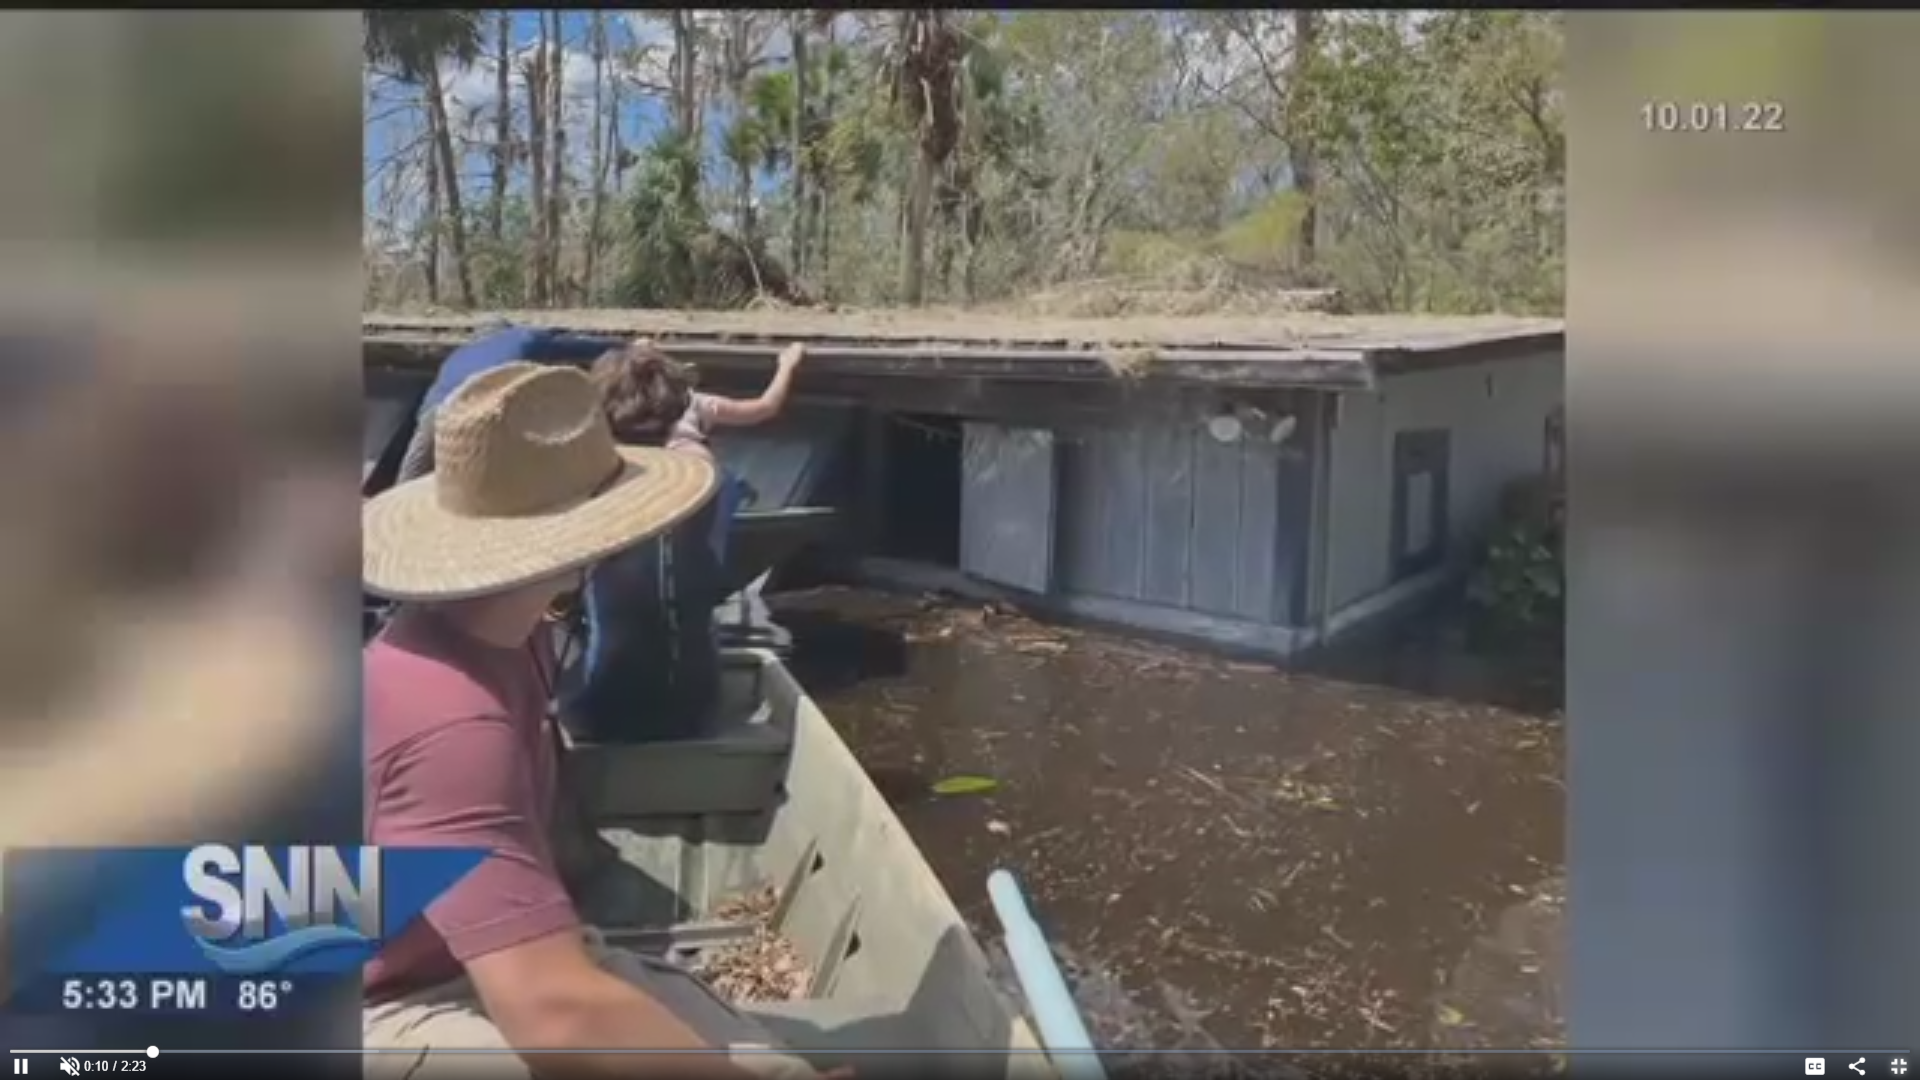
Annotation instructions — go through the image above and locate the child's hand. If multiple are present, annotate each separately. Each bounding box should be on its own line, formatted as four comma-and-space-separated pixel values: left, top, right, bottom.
777, 343, 806, 373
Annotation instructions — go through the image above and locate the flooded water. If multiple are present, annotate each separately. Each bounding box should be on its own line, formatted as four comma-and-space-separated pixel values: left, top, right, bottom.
774, 586, 1565, 1071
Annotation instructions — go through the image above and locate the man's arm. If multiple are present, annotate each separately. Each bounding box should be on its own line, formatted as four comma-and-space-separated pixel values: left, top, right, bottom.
466, 930, 756, 1080
385, 718, 766, 1080
703, 344, 805, 428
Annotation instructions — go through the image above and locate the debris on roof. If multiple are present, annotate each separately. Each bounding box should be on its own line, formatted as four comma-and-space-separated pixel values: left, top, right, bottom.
363, 307, 1563, 390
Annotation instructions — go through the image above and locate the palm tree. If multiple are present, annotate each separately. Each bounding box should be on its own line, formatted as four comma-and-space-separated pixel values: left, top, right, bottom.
887, 11, 965, 305
364, 11, 484, 307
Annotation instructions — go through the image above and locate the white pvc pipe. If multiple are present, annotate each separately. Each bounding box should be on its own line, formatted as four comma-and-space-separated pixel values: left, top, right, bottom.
986, 869, 1107, 1080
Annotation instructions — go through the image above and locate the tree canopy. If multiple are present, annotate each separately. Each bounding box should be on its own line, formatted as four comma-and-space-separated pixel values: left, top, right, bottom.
363, 10, 1562, 316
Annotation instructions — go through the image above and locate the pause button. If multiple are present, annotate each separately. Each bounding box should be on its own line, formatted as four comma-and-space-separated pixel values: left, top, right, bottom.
13, 1059, 28, 1075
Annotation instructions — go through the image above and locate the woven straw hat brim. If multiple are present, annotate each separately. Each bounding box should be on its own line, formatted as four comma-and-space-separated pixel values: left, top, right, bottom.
363, 445, 717, 601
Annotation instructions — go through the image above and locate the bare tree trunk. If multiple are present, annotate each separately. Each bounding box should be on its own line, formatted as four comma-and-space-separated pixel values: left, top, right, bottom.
1054, 152, 1108, 285
935, 218, 955, 297
817, 21, 836, 293
584, 12, 612, 302
544, 11, 566, 302
425, 67, 476, 307
789, 13, 808, 278
1287, 8, 1320, 269
901, 149, 934, 305
670, 10, 699, 148
730, 89, 752, 242
952, 155, 982, 304
488, 11, 510, 245
722, 11, 758, 245
961, 194, 981, 303
525, 24, 549, 306
423, 115, 441, 305
608, 35, 627, 190
734, 168, 755, 244
894, 10, 959, 306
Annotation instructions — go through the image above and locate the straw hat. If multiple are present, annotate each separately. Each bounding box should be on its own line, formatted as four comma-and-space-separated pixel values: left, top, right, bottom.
363, 362, 717, 601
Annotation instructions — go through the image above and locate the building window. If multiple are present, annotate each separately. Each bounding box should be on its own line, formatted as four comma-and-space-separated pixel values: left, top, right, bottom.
1391, 428, 1452, 581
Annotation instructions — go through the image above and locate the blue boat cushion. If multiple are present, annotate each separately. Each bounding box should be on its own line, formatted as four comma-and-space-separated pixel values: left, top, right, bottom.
558, 494, 725, 744
708, 469, 753, 565
422, 326, 623, 412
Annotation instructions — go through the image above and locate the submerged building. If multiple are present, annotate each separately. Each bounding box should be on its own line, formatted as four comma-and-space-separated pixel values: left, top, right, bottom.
365, 309, 1564, 659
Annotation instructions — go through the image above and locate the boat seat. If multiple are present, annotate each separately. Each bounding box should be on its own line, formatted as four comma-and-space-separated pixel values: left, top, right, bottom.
560, 719, 791, 820
557, 650, 796, 819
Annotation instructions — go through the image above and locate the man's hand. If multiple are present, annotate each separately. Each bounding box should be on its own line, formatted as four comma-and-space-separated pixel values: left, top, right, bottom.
776, 343, 806, 373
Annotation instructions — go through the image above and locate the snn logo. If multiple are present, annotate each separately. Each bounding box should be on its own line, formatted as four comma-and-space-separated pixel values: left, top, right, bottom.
180, 845, 383, 974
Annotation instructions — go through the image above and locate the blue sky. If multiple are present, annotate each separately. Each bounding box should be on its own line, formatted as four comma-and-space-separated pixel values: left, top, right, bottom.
364, 12, 683, 242
362, 10, 1298, 246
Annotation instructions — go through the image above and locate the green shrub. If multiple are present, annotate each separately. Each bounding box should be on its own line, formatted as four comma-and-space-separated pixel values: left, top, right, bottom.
1466, 512, 1563, 642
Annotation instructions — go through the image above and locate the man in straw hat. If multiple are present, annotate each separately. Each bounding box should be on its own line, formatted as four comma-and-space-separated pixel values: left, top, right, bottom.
396, 320, 624, 483
362, 363, 833, 1080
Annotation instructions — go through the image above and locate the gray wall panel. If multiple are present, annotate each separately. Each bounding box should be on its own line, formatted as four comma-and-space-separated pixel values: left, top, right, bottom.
1141, 423, 1195, 607
1233, 432, 1283, 624
1100, 428, 1146, 596
1059, 430, 1108, 593
1189, 433, 1247, 617
1050, 401, 1315, 627
959, 423, 1057, 593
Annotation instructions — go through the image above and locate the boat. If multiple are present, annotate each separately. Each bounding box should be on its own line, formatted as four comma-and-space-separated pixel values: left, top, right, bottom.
555, 648, 1053, 1079
363, 340, 1098, 1079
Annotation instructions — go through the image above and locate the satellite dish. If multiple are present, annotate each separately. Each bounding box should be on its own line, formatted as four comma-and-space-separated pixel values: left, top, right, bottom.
1207, 414, 1244, 443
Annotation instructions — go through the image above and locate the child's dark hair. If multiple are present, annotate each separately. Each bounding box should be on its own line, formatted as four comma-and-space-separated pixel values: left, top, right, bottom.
588, 342, 695, 446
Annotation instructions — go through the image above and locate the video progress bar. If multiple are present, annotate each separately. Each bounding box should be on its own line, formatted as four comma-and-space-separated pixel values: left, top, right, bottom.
10, 1051, 159, 1057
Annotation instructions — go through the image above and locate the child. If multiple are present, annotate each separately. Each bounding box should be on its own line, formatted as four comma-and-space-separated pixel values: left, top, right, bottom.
590, 339, 805, 560
590, 339, 806, 459
562, 341, 808, 744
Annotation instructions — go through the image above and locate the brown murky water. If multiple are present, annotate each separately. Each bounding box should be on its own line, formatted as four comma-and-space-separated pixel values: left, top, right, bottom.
774, 587, 1565, 1068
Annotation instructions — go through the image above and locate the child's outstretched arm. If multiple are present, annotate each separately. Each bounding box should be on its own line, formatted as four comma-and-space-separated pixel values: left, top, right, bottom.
702, 343, 805, 427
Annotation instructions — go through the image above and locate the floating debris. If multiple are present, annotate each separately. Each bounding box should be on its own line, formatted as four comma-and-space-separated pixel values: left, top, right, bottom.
931, 774, 1000, 797
778, 585, 1566, 1058
691, 886, 813, 1003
